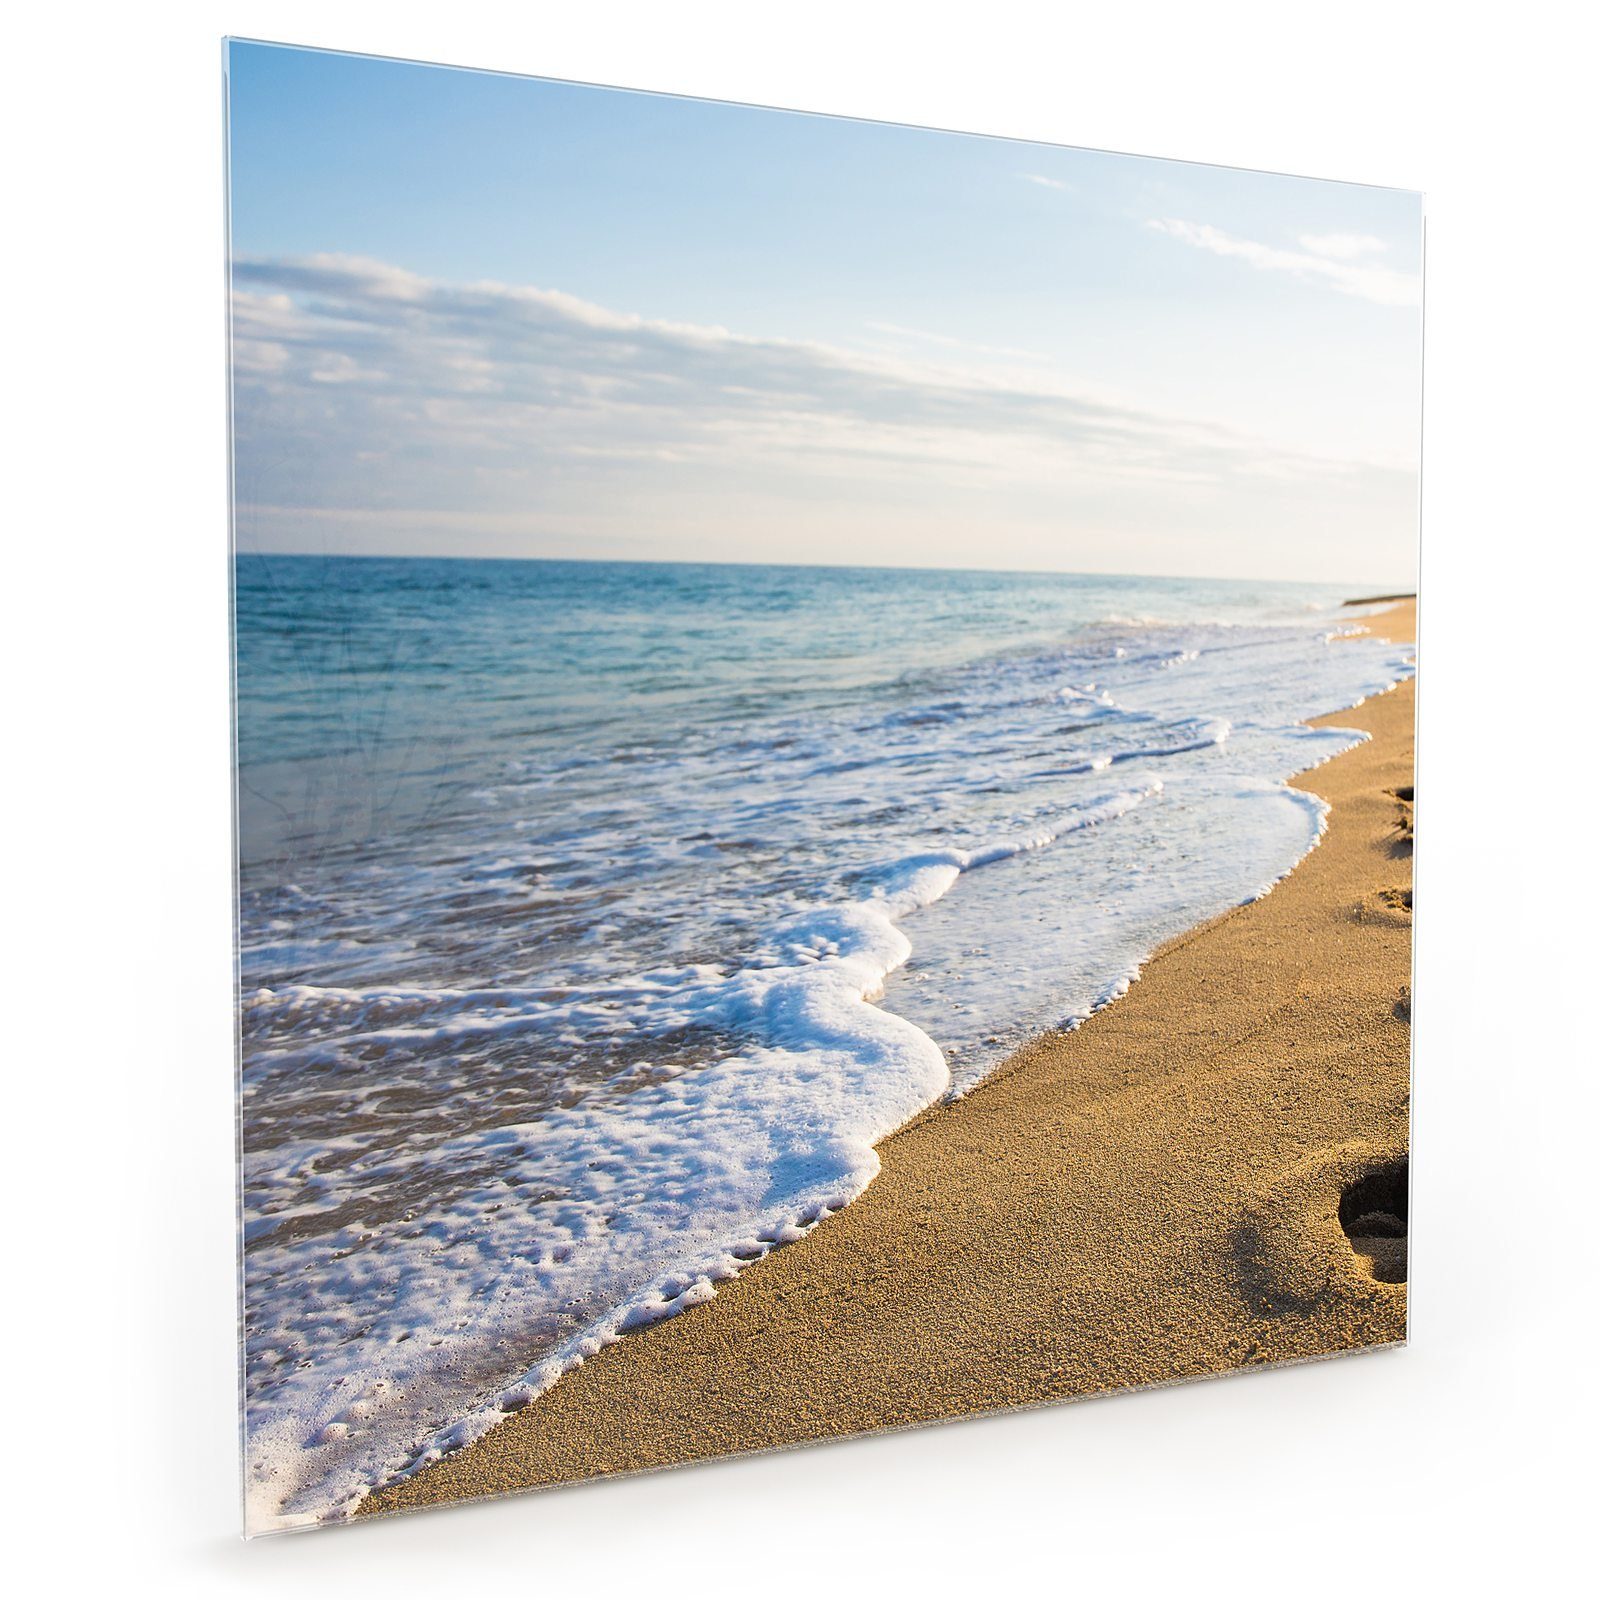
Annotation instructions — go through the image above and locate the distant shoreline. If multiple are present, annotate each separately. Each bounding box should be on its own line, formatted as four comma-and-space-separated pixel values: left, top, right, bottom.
364, 600, 1417, 1521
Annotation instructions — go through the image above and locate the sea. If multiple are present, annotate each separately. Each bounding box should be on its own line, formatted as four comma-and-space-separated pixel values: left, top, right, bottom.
234, 554, 1414, 1528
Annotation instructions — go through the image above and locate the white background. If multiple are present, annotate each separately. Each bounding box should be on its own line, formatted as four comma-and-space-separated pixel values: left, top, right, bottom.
8, 2, 1596, 1592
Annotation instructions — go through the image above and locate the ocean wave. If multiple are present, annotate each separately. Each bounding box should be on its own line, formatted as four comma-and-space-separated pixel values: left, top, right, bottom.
242, 786, 1157, 1528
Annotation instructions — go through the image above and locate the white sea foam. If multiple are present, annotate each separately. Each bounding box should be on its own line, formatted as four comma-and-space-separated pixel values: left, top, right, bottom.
243, 786, 1155, 1528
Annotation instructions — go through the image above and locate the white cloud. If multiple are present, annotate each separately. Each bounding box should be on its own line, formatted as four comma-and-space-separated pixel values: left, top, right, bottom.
229, 253, 1413, 575
862, 320, 1045, 363
1147, 218, 1419, 307
1021, 173, 1072, 191
1298, 231, 1388, 261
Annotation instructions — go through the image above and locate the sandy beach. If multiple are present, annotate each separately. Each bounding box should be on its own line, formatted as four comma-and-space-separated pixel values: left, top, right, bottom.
365, 599, 1416, 1519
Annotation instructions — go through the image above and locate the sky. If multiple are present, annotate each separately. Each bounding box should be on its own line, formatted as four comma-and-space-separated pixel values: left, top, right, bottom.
226, 41, 1422, 584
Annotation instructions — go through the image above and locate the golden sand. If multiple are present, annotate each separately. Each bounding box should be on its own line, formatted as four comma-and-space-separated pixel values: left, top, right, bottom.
366, 600, 1416, 1516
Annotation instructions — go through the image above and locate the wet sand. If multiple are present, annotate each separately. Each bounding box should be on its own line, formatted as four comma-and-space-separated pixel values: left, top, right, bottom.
366, 599, 1416, 1518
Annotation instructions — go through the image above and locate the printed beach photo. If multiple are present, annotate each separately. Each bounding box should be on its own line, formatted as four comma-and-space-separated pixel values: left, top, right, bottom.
228, 41, 1421, 1535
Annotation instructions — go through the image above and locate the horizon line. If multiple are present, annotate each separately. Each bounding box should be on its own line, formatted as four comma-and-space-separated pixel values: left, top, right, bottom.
231, 546, 1412, 593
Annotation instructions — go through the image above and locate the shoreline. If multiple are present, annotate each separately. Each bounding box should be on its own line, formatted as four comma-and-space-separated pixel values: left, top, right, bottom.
363, 600, 1416, 1521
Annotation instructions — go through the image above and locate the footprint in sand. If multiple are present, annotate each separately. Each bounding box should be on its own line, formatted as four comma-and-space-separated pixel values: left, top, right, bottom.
1355, 883, 1413, 924
1339, 1161, 1408, 1284
1387, 784, 1414, 853
1232, 1141, 1410, 1318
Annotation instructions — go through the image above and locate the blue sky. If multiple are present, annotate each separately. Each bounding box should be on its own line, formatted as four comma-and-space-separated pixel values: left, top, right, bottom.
227, 40, 1422, 583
